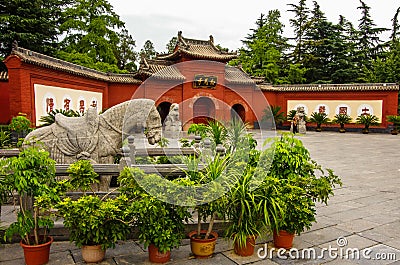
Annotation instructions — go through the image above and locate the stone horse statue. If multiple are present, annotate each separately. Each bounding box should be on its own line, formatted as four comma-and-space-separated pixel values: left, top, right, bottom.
24, 99, 162, 164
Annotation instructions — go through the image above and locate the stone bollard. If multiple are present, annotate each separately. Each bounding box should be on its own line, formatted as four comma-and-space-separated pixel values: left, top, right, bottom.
202, 138, 213, 162
127, 135, 136, 164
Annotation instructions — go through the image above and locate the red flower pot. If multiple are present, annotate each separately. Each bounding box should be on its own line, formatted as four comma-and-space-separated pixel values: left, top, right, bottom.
273, 230, 295, 249
234, 235, 256, 257
20, 236, 53, 265
148, 244, 171, 263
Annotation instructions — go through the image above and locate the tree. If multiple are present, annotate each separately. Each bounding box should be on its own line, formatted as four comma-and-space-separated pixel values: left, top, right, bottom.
59, 0, 125, 65
287, 0, 310, 65
140, 40, 157, 60
166, 37, 177, 53
302, 1, 337, 83
330, 16, 359, 83
0, 0, 67, 57
356, 0, 387, 79
114, 29, 138, 72
232, 11, 289, 84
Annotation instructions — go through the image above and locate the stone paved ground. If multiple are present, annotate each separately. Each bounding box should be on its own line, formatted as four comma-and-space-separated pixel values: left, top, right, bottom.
1, 131, 400, 264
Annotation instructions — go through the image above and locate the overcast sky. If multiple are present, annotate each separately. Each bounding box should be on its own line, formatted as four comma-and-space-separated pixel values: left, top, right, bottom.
109, 0, 399, 52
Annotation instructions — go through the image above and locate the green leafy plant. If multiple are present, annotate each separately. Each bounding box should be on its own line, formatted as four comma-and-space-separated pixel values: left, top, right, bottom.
332, 114, 352, 133
225, 158, 284, 249
264, 134, 342, 235
39, 109, 80, 127
56, 161, 131, 250
187, 123, 208, 138
1, 147, 65, 245
309, 112, 330, 132
262, 105, 286, 128
118, 167, 190, 253
0, 130, 10, 148
205, 120, 227, 146
356, 114, 380, 134
386, 115, 400, 134
8, 115, 32, 133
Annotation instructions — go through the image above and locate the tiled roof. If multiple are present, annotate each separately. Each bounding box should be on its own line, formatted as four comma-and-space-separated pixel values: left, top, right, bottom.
259, 83, 400, 92
9, 47, 141, 84
157, 31, 237, 62
225, 66, 257, 85
137, 57, 185, 81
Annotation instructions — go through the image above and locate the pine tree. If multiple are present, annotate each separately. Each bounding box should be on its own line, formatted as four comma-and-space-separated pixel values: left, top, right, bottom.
287, 0, 310, 64
59, 0, 125, 65
232, 11, 288, 84
114, 29, 138, 72
0, 0, 67, 57
140, 40, 157, 59
356, 0, 388, 78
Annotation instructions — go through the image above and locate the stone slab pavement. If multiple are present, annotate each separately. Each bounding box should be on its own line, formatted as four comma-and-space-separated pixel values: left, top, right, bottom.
1, 131, 400, 264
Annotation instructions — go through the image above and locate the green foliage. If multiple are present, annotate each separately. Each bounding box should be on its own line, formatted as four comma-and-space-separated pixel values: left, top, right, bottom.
8, 115, 31, 133
114, 28, 138, 72
67, 160, 99, 192
262, 106, 286, 127
58, 0, 130, 71
309, 112, 330, 131
56, 160, 130, 250
387, 115, 400, 131
117, 167, 190, 253
57, 195, 131, 250
0, 131, 10, 148
206, 120, 227, 146
187, 123, 208, 138
332, 114, 352, 132
157, 137, 170, 148
1, 147, 65, 245
263, 134, 342, 234
231, 11, 288, 84
140, 40, 157, 60
166, 37, 178, 53
356, 114, 380, 132
39, 109, 80, 127
0, 0, 65, 57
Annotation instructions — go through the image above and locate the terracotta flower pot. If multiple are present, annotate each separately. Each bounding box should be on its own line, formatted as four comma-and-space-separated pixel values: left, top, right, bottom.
81, 245, 106, 263
20, 236, 53, 265
148, 244, 171, 263
234, 235, 256, 257
273, 230, 295, 249
188, 230, 218, 259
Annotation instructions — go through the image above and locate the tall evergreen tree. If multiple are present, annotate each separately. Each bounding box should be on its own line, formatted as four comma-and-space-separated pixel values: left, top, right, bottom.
166, 37, 178, 53
330, 16, 359, 83
356, 0, 387, 78
114, 28, 138, 72
0, 0, 67, 57
59, 0, 125, 65
302, 1, 337, 83
140, 40, 157, 59
287, 0, 310, 64
232, 11, 288, 84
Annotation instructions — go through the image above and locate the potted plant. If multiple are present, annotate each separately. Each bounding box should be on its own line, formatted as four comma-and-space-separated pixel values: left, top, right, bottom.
8, 114, 32, 146
386, 115, 400, 135
179, 154, 229, 259
264, 134, 342, 249
224, 154, 284, 257
261, 105, 286, 129
356, 114, 380, 134
56, 160, 131, 263
1, 146, 63, 265
118, 167, 191, 263
309, 112, 330, 132
332, 114, 352, 133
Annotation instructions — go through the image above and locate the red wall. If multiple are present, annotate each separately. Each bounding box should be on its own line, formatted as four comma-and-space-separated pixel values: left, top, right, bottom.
0, 81, 10, 124
264, 90, 399, 128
